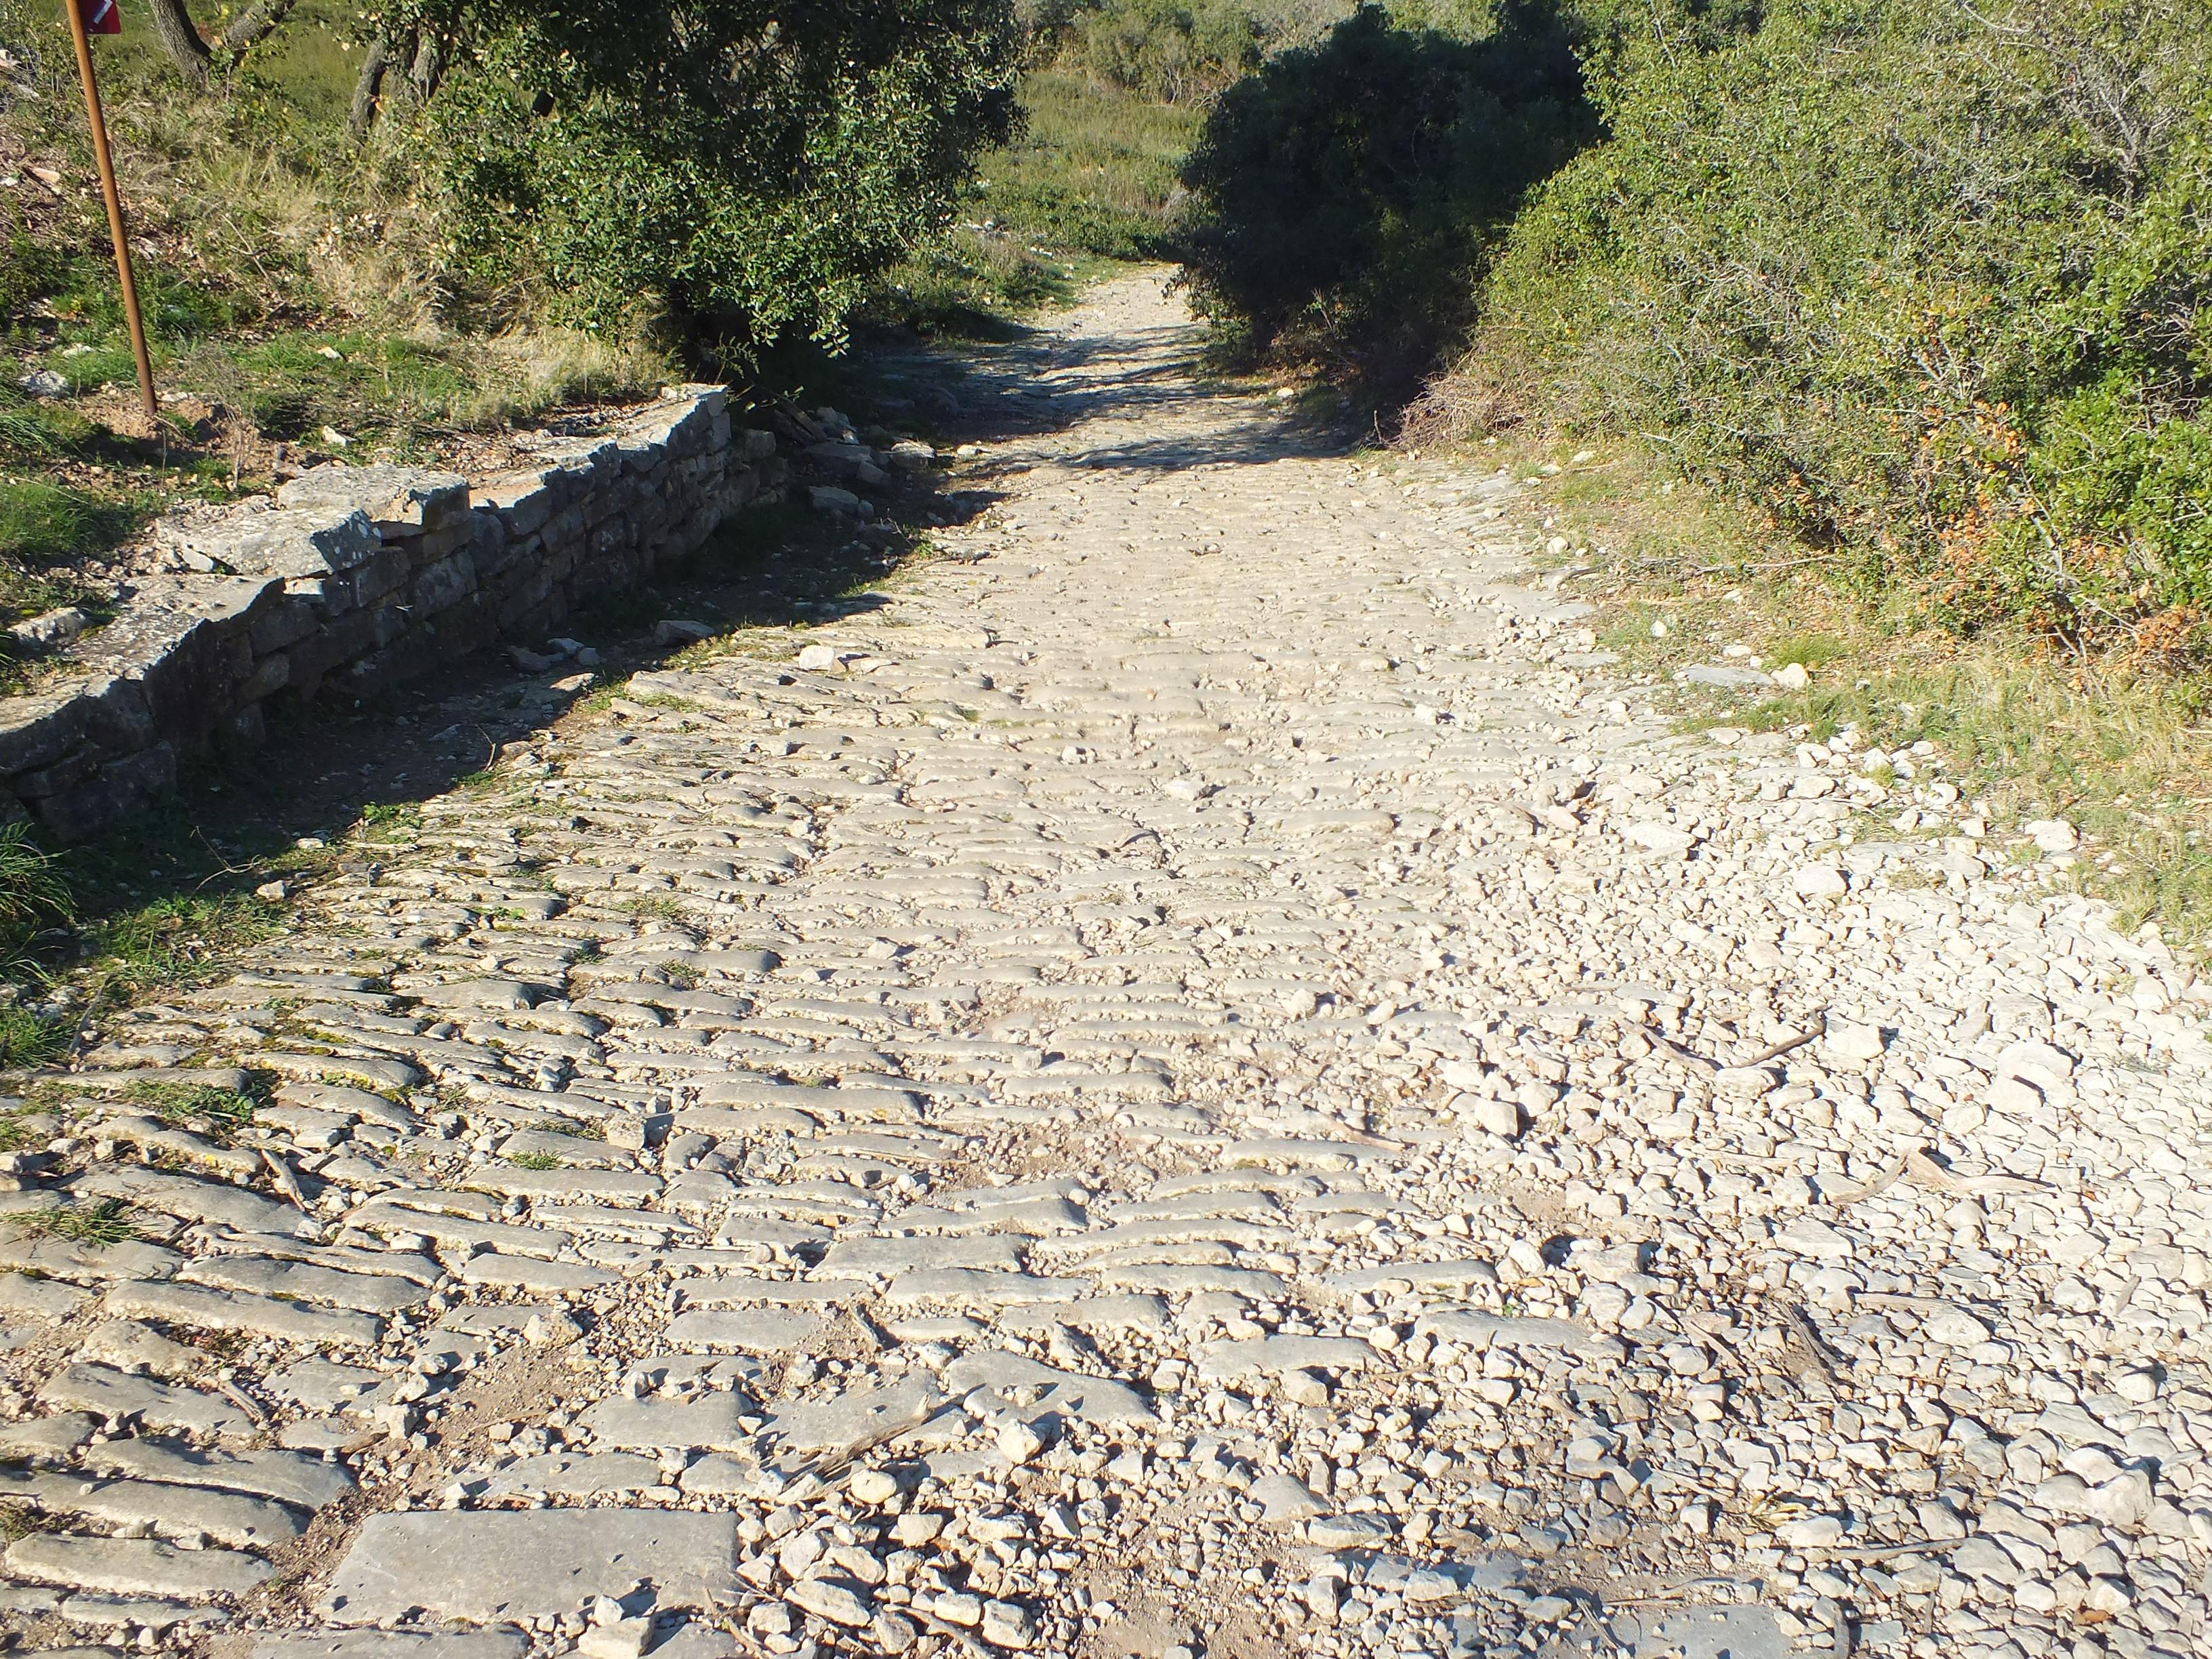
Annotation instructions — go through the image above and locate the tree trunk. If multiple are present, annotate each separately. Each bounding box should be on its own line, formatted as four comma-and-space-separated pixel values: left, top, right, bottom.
409, 33, 446, 103
146, 0, 212, 84
348, 33, 393, 139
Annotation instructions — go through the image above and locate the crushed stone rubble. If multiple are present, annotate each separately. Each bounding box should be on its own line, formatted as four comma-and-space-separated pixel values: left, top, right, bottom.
0, 272, 2207, 1659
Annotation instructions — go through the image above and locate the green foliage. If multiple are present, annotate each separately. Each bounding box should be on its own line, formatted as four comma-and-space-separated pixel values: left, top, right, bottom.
1177, 1, 1594, 390
1471, 0, 2212, 647
426, 0, 1023, 355
0, 825, 68, 937
507, 1149, 562, 1170
0, 478, 143, 576
129, 1080, 260, 1138
0, 1005, 67, 1069
7, 1197, 138, 1247
1050, 0, 1267, 102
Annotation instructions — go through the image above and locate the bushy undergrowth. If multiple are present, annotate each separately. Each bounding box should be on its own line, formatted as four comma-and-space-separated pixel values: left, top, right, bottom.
1028, 0, 1269, 102
1176, 2, 1592, 394
427, 1, 1021, 356
1179, 0, 2207, 653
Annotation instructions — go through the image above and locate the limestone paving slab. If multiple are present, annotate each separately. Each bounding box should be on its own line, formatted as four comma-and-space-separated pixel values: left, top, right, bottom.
316, 1511, 739, 1624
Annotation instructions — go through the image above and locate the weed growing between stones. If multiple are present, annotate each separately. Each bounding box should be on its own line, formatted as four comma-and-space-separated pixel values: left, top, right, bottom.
128, 1079, 261, 1143
6, 1195, 138, 1247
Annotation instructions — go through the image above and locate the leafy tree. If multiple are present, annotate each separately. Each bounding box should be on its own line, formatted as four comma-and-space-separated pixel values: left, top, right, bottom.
1178, 1, 1593, 389
143, 0, 301, 85
414, 1, 1021, 352
1059, 0, 1267, 102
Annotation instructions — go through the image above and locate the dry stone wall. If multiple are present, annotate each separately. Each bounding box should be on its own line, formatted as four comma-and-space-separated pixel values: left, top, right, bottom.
0, 386, 781, 840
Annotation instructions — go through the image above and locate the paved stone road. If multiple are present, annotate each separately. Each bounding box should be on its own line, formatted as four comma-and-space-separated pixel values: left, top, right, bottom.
2, 272, 2209, 1659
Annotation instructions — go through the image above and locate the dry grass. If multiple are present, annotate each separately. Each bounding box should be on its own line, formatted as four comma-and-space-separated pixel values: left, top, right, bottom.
1458, 431, 2212, 949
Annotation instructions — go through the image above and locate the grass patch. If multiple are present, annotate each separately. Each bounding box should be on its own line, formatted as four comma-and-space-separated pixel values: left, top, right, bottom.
7, 1197, 140, 1248
863, 68, 1201, 336
983, 71, 1202, 261
1765, 632, 1847, 672
129, 1080, 260, 1140
506, 1150, 563, 1171
527, 1118, 607, 1141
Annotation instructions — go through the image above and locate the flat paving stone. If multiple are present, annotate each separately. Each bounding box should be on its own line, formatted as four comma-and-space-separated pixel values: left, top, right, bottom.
3, 1534, 271, 1599
80, 1439, 356, 1510
319, 1511, 738, 1623
577, 1394, 752, 1450
255, 1631, 530, 1658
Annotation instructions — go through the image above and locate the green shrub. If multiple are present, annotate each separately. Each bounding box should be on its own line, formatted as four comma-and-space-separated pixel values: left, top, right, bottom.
1058, 0, 1267, 102
1464, 0, 2212, 647
426, 0, 1023, 356
1177, 1, 1593, 392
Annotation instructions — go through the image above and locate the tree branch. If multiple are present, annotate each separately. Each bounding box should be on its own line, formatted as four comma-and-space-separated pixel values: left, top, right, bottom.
220, 0, 303, 56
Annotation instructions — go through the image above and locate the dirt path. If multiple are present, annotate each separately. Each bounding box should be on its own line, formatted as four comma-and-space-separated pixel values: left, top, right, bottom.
1, 270, 2207, 1659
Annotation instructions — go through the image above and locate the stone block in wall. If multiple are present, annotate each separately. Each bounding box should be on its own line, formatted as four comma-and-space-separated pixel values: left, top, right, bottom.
370, 602, 411, 649
283, 605, 380, 691
78, 676, 157, 754
14, 746, 99, 800
469, 512, 514, 577
280, 573, 355, 615
39, 742, 176, 841
411, 520, 473, 566
740, 428, 775, 463
249, 596, 320, 657
160, 504, 380, 580
478, 470, 560, 539
352, 547, 411, 609
340, 632, 438, 701
541, 504, 587, 552
237, 651, 289, 705
277, 462, 470, 537
413, 550, 478, 617
430, 591, 497, 661
0, 688, 91, 775
75, 576, 281, 752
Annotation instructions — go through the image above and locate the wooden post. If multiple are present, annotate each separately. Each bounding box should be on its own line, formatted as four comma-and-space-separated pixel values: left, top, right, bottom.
62, 0, 158, 425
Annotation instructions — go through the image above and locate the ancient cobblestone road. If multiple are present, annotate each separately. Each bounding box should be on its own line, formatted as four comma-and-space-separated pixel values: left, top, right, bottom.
2, 272, 2209, 1659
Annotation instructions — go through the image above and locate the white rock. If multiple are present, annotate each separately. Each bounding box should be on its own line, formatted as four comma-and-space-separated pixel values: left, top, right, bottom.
1794, 863, 1848, 899
2024, 818, 2078, 853
1922, 1307, 1992, 1347
1824, 1019, 1885, 1059
996, 1420, 1045, 1465
2085, 1469, 2154, 1529
1771, 662, 1812, 691
979, 1599, 1035, 1648
1465, 1094, 1523, 1138
796, 644, 841, 672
